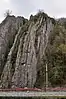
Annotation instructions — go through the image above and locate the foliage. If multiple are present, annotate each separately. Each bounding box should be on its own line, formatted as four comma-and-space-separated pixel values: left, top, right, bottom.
4, 9, 12, 17
46, 23, 66, 86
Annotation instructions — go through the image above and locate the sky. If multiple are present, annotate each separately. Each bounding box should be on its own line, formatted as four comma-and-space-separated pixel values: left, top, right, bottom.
0, 0, 66, 22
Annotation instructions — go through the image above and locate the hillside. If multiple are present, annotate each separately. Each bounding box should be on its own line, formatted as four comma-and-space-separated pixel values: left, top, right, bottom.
0, 11, 66, 88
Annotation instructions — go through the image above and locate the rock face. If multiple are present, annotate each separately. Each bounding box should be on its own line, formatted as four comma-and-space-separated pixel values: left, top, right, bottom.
0, 12, 66, 88
0, 16, 27, 77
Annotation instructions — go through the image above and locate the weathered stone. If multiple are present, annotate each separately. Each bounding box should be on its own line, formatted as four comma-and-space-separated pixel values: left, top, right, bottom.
0, 16, 26, 77
0, 13, 54, 88
0, 12, 65, 88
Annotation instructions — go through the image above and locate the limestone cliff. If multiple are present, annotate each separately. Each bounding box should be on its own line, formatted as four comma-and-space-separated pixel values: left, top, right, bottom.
0, 12, 66, 88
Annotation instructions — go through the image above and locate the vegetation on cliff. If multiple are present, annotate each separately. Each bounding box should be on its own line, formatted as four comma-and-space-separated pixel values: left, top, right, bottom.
0, 11, 66, 88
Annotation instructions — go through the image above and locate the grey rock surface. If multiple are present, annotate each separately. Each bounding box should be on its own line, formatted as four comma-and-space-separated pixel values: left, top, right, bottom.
0, 13, 55, 88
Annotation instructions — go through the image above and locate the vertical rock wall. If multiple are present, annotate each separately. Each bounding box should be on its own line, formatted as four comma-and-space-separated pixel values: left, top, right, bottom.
0, 13, 54, 88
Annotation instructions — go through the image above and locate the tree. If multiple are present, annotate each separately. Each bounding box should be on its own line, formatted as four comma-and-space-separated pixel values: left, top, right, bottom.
4, 9, 12, 17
